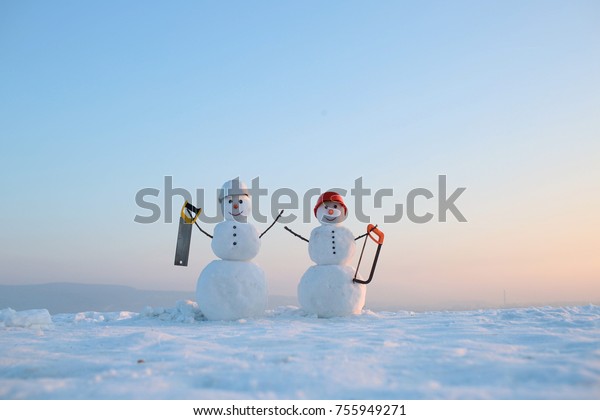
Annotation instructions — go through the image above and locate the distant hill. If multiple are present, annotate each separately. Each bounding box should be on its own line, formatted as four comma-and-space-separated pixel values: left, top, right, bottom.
0, 283, 195, 314
0, 283, 297, 314
3, 283, 591, 314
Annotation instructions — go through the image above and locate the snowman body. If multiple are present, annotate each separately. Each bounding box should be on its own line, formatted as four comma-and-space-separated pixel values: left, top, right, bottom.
297, 194, 366, 317
211, 221, 260, 261
308, 224, 355, 265
196, 181, 267, 321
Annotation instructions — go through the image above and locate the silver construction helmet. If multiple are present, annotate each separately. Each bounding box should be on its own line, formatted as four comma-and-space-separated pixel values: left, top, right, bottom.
218, 178, 250, 202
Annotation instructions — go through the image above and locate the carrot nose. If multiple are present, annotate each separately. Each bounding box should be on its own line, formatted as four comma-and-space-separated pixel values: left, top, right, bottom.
328, 209, 334, 215
233, 203, 239, 209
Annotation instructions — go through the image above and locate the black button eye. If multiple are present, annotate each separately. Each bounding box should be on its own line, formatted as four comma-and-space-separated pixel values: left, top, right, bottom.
239, 199, 243, 204
233, 242, 237, 245
334, 204, 338, 208
228, 199, 232, 204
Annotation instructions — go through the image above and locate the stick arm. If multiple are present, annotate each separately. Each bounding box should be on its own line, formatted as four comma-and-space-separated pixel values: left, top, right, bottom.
259, 210, 284, 238
284, 226, 309, 243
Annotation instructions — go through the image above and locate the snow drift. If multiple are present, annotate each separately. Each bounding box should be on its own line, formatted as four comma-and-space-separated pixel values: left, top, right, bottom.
1, 304, 599, 399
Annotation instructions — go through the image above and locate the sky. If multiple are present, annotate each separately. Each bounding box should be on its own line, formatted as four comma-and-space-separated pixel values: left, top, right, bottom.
1, 0, 599, 310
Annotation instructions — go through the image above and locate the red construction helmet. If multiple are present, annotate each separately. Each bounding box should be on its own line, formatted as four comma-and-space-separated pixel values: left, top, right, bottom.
314, 191, 348, 217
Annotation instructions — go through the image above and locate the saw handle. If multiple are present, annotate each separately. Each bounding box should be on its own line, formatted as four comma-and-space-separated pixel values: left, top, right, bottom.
181, 200, 201, 224
367, 224, 384, 245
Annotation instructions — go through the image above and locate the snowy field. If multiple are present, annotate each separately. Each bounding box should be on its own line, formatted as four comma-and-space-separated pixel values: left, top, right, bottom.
1, 303, 599, 400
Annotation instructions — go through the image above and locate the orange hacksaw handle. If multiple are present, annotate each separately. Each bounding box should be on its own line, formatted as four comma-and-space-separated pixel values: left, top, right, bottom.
367, 224, 384, 245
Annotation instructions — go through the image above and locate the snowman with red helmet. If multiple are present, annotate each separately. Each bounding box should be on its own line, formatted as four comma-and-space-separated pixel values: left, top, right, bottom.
285, 191, 383, 318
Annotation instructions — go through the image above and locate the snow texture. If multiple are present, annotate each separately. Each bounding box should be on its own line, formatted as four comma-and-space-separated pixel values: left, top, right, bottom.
196, 260, 267, 321
298, 265, 366, 318
211, 221, 260, 261
308, 225, 355, 265
1, 305, 599, 399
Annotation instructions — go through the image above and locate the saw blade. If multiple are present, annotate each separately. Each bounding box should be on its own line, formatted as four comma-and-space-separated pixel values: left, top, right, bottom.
174, 215, 193, 266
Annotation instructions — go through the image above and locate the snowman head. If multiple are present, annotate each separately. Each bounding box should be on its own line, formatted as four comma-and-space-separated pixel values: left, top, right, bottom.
314, 191, 348, 225
220, 179, 252, 223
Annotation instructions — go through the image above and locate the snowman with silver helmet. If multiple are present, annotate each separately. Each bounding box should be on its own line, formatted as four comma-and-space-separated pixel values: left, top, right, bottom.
195, 178, 268, 321
285, 191, 368, 318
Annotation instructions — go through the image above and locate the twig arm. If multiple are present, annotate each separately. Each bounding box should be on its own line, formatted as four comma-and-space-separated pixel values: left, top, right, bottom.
194, 221, 213, 239
284, 226, 309, 243
259, 210, 284, 238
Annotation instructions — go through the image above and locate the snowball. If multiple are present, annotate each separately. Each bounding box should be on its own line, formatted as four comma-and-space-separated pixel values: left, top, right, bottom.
0, 308, 53, 329
308, 225, 356, 265
196, 260, 268, 321
211, 221, 260, 261
298, 265, 366, 318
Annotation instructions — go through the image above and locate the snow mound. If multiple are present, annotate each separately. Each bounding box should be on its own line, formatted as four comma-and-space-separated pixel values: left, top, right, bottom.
73, 311, 137, 323
141, 300, 205, 323
266, 305, 306, 318
0, 308, 53, 329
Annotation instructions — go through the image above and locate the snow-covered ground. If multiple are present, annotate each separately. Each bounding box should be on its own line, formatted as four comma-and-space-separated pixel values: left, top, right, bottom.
1, 303, 599, 399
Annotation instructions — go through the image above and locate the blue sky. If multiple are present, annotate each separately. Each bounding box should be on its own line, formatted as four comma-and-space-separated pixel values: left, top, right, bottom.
1, 1, 599, 309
